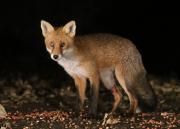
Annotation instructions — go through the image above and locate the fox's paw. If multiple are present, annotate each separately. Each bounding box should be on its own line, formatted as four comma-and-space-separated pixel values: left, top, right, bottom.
119, 109, 134, 117
87, 108, 97, 119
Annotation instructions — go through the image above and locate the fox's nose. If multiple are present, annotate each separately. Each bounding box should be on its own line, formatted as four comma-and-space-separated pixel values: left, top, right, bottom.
53, 55, 59, 59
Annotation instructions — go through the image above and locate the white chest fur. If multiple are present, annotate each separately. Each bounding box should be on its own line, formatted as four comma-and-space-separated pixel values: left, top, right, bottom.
57, 58, 87, 77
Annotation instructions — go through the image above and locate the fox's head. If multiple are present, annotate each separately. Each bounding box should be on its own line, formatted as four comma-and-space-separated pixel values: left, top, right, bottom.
40, 20, 76, 61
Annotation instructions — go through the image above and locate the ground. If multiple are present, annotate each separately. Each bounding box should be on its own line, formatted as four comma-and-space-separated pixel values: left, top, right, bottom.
0, 71, 180, 129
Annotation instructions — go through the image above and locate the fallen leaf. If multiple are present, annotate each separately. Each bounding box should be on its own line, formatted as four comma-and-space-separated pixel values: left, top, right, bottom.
0, 104, 7, 118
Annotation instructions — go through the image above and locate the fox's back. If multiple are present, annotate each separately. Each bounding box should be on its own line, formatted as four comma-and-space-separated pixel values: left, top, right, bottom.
75, 33, 143, 69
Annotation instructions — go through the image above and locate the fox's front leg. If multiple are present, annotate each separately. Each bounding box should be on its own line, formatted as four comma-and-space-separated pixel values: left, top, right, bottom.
89, 73, 100, 117
73, 76, 87, 111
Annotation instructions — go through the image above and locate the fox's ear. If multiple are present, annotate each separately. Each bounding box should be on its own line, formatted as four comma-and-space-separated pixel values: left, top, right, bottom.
40, 20, 54, 37
63, 21, 76, 37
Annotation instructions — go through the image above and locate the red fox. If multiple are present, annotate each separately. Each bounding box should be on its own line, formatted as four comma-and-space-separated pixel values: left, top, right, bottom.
40, 20, 156, 116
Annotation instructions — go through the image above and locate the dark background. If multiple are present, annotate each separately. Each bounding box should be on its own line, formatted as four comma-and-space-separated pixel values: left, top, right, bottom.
0, 0, 179, 77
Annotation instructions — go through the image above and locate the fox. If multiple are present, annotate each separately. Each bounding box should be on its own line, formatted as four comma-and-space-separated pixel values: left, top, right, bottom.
40, 20, 157, 116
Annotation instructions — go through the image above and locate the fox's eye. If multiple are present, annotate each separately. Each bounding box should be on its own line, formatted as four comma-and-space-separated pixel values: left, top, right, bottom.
50, 42, 54, 47
60, 42, 65, 48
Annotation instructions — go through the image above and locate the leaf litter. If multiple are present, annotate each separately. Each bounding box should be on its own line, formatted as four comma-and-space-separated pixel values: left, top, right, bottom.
0, 72, 180, 128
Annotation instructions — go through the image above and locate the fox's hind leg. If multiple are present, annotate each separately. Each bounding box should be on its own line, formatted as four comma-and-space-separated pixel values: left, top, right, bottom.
115, 65, 138, 114
100, 69, 122, 113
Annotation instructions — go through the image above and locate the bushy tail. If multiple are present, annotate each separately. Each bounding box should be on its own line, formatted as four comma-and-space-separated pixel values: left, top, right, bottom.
121, 56, 157, 112
116, 46, 157, 112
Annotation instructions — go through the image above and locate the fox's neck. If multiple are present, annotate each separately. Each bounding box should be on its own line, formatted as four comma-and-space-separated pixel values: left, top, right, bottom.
61, 45, 82, 62
69, 38, 85, 58
57, 43, 84, 74
59, 37, 86, 62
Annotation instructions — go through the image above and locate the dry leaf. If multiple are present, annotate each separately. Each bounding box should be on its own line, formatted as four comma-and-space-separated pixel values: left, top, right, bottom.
0, 104, 7, 118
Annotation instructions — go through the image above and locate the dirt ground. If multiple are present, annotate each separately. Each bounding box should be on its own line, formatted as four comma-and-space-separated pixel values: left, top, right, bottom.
0, 71, 180, 129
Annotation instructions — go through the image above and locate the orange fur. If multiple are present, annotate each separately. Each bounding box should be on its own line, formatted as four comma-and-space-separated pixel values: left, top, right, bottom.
41, 20, 157, 115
